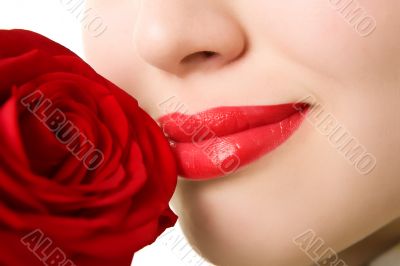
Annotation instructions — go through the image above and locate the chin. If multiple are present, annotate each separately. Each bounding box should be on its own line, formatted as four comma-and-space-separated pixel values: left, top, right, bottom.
171, 174, 318, 266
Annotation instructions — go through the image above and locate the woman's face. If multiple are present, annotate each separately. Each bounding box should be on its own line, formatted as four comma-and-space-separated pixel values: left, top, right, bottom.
83, 1, 400, 265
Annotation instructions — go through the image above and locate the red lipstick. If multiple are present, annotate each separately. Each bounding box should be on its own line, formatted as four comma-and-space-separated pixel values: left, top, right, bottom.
158, 103, 308, 180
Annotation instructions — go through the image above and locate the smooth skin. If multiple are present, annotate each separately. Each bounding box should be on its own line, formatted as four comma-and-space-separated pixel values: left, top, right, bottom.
83, 1, 400, 265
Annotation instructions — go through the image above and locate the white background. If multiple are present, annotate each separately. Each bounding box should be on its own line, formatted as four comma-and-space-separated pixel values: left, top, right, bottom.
0, 1, 207, 265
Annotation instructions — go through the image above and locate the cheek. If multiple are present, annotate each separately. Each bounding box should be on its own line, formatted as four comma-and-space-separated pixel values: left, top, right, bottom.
240, 0, 400, 82
83, 0, 145, 95
83, 1, 175, 115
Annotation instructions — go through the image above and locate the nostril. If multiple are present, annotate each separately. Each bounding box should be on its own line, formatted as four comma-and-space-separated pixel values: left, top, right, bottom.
203, 51, 217, 58
181, 51, 219, 64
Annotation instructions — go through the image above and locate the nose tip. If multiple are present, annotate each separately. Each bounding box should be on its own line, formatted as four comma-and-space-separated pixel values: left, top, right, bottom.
133, 3, 246, 75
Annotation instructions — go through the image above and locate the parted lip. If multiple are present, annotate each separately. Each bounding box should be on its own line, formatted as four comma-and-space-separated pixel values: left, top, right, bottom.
158, 103, 308, 142
157, 103, 309, 180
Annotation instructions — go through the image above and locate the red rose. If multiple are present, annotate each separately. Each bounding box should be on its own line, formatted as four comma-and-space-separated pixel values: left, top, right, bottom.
0, 29, 177, 266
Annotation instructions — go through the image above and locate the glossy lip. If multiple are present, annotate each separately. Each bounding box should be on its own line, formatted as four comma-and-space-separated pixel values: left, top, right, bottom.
158, 103, 309, 180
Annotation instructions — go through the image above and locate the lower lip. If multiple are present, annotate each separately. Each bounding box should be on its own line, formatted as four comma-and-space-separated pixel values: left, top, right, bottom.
164, 106, 308, 180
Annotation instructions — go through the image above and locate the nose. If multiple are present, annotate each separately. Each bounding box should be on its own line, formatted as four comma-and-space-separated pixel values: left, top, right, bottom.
133, 0, 246, 75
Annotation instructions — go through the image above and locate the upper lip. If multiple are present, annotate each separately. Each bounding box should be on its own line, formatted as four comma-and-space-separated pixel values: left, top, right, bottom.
158, 103, 308, 142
